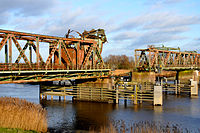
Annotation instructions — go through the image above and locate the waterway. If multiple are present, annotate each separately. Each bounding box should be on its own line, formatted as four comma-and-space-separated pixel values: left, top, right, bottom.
0, 83, 200, 132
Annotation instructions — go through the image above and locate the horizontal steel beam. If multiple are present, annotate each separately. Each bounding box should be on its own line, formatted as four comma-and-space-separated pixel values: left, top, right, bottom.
0, 29, 96, 43
0, 69, 111, 75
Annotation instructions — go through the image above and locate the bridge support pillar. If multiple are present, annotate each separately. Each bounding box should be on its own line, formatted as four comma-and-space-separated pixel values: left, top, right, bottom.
154, 85, 163, 106
193, 70, 199, 83
190, 70, 199, 97
175, 71, 180, 83
190, 79, 198, 96
134, 85, 138, 105
115, 84, 119, 104
175, 80, 178, 95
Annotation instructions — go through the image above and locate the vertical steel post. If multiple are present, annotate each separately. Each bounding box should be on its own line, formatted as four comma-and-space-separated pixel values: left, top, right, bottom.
36, 37, 39, 68
76, 42, 80, 69
175, 80, 177, 95
29, 42, 32, 63
134, 85, 138, 105
149, 51, 151, 71
101, 79, 103, 100
59, 41, 62, 66
5, 42, 8, 63
92, 46, 95, 69
49, 43, 53, 68
116, 84, 119, 104
9, 38, 12, 64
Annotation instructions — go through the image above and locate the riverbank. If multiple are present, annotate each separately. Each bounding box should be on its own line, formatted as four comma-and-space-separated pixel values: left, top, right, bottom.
0, 128, 38, 133
0, 97, 47, 132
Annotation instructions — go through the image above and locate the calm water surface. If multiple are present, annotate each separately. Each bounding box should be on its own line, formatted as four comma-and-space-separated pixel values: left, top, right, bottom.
0, 84, 200, 132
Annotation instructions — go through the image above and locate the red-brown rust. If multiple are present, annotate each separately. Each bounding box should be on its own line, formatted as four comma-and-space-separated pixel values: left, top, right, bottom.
0, 29, 95, 43
0, 29, 107, 74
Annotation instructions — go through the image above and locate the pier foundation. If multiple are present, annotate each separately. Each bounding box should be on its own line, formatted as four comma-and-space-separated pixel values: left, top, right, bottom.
153, 86, 163, 106
190, 79, 198, 96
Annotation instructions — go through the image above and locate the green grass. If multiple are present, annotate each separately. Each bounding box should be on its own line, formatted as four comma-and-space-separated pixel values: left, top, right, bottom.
0, 128, 38, 133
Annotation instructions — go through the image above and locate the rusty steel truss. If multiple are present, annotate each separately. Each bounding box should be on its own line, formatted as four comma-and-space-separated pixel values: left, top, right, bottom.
135, 45, 200, 72
0, 29, 110, 84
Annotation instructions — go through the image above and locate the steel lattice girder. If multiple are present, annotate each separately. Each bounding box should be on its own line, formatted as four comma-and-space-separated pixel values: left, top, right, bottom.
0, 29, 106, 70
135, 48, 200, 71
0, 29, 109, 83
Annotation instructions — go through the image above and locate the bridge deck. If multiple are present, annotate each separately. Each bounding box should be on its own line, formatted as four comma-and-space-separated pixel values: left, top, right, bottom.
0, 69, 110, 84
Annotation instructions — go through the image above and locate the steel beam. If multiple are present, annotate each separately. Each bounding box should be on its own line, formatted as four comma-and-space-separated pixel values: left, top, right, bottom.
5, 42, 8, 63
45, 41, 59, 67
36, 37, 39, 68
9, 38, 12, 64
12, 35, 31, 68
29, 43, 32, 63
0, 29, 95, 44
0, 34, 10, 51
136, 47, 200, 71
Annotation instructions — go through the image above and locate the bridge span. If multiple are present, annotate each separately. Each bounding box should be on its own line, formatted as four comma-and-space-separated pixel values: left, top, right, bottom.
135, 45, 200, 72
0, 29, 110, 84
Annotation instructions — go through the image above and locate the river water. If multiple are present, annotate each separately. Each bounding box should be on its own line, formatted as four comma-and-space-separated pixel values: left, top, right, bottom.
0, 83, 200, 132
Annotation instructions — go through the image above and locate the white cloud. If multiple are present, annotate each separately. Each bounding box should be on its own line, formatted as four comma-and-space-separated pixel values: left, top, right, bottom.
0, 0, 199, 58
0, 0, 57, 16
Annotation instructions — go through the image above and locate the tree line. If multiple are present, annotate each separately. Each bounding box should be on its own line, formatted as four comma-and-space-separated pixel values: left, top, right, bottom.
104, 55, 135, 69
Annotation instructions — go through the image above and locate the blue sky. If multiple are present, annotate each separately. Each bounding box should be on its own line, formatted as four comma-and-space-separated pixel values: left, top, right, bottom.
0, 0, 200, 58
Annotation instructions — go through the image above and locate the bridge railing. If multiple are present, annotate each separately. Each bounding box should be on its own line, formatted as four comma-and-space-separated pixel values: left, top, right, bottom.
0, 63, 109, 71
164, 64, 200, 67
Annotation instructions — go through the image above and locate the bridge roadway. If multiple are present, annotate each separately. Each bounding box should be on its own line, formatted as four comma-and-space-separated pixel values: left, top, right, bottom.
0, 68, 110, 84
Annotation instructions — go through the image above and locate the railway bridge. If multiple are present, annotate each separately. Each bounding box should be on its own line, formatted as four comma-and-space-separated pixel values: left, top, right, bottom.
0, 29, 110, 84
0, 29, 198, 105
135, 45, 200, 72
135, 45, 200, 81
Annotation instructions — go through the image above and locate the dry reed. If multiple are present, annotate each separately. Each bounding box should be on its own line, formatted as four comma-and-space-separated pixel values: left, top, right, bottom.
90, 120, 197, 133
0, 97, 47, 132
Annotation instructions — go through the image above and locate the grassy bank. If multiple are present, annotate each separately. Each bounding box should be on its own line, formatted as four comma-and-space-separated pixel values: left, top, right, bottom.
0, 127, 38, 133
0, 97, 47, 132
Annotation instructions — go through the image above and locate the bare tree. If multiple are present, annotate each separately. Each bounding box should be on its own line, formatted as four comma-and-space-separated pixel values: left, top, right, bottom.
104, 55, 135, 69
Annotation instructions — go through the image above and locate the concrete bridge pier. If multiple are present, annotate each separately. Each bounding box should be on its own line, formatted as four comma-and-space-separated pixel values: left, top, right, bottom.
153, 85, 163, 106
190, 70, 199, 97
190, 79, 198, 97
193, 70, 199, 84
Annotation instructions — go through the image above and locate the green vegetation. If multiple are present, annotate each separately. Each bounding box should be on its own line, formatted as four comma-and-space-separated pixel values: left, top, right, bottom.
0, 128, 38, 133
0, 97, 47, 132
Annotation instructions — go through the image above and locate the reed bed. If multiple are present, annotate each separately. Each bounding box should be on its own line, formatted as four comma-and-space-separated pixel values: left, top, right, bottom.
0, 97, 47, 132
90, 120, 198, 133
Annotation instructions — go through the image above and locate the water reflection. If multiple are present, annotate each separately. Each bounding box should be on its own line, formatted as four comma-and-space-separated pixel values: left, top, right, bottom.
0, 84, 200, 132
41, 100, 116, 132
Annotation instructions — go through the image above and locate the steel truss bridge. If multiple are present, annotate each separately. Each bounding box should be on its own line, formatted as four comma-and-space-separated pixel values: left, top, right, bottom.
135, 45, 200, 72
0, 29, 110, 84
